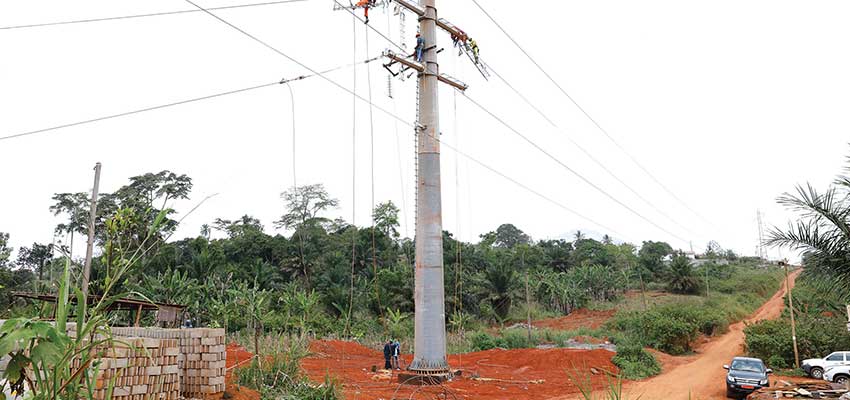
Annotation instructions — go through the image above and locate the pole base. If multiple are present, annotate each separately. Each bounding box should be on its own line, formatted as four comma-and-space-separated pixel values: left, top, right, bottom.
397, 371, 451, 385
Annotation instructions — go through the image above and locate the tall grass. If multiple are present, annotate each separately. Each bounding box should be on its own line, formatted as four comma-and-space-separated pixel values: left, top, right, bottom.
234, 336, 340, 400
0, 208, 169, 400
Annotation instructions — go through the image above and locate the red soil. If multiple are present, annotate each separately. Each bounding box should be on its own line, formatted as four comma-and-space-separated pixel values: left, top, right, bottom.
534, 309, 615, 331
223, 342, 260, 400
301, 339, 618, 400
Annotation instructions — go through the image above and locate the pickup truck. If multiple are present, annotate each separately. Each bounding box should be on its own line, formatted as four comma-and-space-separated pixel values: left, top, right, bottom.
802, 351, 850, 379
823, 365, 850, 385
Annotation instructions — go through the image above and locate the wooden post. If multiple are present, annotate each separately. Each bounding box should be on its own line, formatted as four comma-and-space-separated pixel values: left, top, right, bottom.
134, 304, 143, 327
523, 251, 531, 342
785, 263, 800, 368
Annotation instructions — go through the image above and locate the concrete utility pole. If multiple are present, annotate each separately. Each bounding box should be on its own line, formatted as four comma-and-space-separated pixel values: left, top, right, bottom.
410, 0, 448, 376
82, 162, 102, 306
383, 0, 469, 379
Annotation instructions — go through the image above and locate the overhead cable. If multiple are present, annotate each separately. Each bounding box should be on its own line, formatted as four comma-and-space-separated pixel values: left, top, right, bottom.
461, 92, 688, 244
0, 0, 309, 30
488, 65, 697, 238
469, 0, 714, 228
0, 56, 381, 142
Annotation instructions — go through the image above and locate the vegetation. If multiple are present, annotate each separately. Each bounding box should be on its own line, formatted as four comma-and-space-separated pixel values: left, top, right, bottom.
0, 168, 779, 389
234, 338, 340, 400
745, 276, 850, 368
744, 151, 850, 369
608, 263, 782, 355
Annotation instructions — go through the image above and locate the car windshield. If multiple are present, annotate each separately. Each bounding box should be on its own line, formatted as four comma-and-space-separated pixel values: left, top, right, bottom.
731, 359, 765, 373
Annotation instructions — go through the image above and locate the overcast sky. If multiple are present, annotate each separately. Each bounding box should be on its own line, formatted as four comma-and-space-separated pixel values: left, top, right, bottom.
2, 0, 849, 261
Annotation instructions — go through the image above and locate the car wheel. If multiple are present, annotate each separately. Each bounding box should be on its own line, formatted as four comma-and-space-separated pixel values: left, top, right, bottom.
725, 389, 735, 399
836, 375, 849, 385
811, 367, 824, 379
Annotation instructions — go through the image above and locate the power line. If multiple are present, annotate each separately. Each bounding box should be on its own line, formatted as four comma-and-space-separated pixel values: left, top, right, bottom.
0, 0, 309, 31
461, 92, 688, 244
5, 0, 627, 238
469, 0, 714, 228
0, 56, 381, 142
488, 64, 697, 238
327, 0, 623, 237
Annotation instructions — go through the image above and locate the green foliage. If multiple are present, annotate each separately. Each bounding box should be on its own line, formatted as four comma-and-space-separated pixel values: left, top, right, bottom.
666, 254, 700, 294
468, 329, 540, 351
744, 276, 850, 367
611, 341, 661, 379
235, 338, 340, 400
767, 153, 850, 298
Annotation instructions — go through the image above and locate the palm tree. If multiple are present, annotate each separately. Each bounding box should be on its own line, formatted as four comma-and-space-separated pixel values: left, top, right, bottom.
768, 162, 850, 297
667, 254, 699, 294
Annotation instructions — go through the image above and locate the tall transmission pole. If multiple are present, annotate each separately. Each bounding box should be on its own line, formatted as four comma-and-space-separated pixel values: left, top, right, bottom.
756, 210, 767, 260
379, 0, 471, 380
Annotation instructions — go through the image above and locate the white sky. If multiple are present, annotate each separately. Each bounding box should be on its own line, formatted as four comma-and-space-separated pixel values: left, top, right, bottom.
2, 0, 849, 262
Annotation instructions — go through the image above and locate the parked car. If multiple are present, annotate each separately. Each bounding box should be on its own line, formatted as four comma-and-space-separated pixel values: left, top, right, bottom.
823, 365, 850, 385
802, 351, 850, 379
724, 357, 772, 398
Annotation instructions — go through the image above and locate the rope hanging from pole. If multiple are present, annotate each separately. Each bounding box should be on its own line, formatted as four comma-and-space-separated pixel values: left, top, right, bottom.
344, 15, 358, 339
365, 24, 386, 330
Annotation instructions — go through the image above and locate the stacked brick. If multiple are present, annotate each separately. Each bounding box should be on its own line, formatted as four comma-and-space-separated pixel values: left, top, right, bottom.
72, 337, 181, 400
179, 328, 227, 398
65, 325, 226, 400
105, 327, 226, 399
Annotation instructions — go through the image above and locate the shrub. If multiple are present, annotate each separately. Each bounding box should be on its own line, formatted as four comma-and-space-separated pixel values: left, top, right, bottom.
611, 342, 661, 379
608, 305, 700, 355
502, 329, 538, 349
470, 332, 500, 351
235, 340, 340, 399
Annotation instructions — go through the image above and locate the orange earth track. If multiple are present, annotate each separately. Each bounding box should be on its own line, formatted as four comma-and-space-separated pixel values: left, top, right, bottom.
301, 340, 619, 400
555, 269, 802, 400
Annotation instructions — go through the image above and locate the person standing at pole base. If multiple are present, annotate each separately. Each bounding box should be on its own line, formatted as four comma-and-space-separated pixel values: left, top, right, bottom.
382, 339, 393, 370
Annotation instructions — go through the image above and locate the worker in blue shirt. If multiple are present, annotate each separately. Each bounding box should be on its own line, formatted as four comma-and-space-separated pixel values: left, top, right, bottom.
415, 33, 425, 62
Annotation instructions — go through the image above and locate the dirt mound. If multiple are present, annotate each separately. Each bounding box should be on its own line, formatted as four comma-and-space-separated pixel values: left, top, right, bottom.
534, 309, 615, 331
300, 339, 617, 400
223, 343, 260, 400
309, 339, 381, 358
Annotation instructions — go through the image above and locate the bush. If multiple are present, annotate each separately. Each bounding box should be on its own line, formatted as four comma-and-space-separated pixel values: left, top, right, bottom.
608, 304, 701, 355
469, 332, 500, 351
235, 339, 340, 400
767, 354, 788, 369
744, 315, 850, 367
611, 342, 661, 379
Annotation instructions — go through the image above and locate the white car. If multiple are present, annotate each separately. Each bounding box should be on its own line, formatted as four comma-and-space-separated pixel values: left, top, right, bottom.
802, 351, 850, 379
823, 365, 850, 385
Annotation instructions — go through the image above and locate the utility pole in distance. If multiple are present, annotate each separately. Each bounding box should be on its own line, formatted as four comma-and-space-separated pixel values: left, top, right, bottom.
82, 162, 102, 309
383, 0, 470, 381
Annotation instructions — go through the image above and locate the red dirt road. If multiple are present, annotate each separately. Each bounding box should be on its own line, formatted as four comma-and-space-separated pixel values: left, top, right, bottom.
301, 340, 618, 400
556, 270, 801, 400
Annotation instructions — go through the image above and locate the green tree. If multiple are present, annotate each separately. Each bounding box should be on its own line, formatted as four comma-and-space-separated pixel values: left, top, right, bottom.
275, 184, 339, 231
638, 240, 673, 278
0, 232, 12, 269
667, 253, 699, 294
768, 158, 850, 297
17, 242, 54, 282
372, 201, 400, 240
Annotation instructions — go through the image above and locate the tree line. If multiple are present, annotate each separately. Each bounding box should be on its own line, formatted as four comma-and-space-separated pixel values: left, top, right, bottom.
0, 170, 739, 336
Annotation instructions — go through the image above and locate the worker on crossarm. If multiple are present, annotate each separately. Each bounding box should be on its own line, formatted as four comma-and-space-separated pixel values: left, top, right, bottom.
469, 37, 479, 63
415, 33, 424, 61
356, 0, 374, 24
